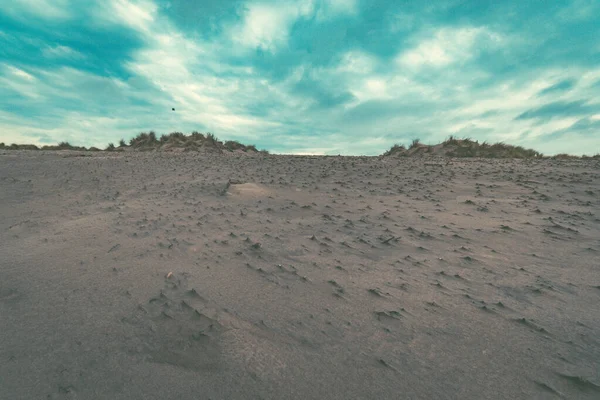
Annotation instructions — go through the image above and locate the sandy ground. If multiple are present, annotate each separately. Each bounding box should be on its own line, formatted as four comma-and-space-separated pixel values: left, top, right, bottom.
1, 150, 599, 399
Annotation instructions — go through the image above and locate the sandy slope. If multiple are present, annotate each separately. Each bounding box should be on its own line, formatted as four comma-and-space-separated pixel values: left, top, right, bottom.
1, 150, 599, 399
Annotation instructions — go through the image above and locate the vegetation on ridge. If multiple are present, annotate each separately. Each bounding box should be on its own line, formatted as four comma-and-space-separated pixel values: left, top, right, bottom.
382, 135, 599, 159
0, 131, 269, 154
1, 133, 598, 159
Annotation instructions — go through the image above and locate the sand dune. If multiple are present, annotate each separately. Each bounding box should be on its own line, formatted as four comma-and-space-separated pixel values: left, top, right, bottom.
1, 150, 599, 399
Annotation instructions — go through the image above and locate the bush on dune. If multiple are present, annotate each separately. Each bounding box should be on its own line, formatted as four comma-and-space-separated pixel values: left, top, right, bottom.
206, 133, 218, 145
382, 144, 406, 156
130, 131, 159, 148
442, 135, 460, 147
6, 143, 39, 150
409, 138, 421, 150
58, 141, 77, 150
116, 130, 266, 153
17, 144, 40, 150
224, 140, 244, 151
2, 131, 269, 154
383, 136, 545, 159
38, 141, 86, 151
167, 132, 186, 141
552, 153, 580, 160
190, 131, 205, 140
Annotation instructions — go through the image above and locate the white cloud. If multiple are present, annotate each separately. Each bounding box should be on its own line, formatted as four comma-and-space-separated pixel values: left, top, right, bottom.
349, 77, 392, 102
580, 68, 600, 88
125, 37, 277, 135
0, 0, 71, 20
230, 1, 314, 52
286, 151, 327, 155
397, 27, 502, 68
0, 65, 41, 99
336, 51, 378, 74
557, 0, 599, 21
314, 0, 358, 21
94, 0, 158, 33
0, 112, 137, 148
42, 45, 84, 59
4, 65, 36, 81
323, 0, 358, 13
304, 49, 437, 106
229, 0, 359, 52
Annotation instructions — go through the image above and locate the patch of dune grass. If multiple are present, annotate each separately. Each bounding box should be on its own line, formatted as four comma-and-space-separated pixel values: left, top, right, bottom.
6, 143, 40, 150
384, 137, 545, 159
409, 138, 421, 150
123, 131, 267, 153
38, 142, 86, 151
130, 131, 159, 148
443, 135, 460, 147
552, 153, 582, 160
382, 144, 406, 156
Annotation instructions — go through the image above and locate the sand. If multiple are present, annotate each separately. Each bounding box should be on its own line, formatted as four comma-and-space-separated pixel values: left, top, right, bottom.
1, 150, 599, 399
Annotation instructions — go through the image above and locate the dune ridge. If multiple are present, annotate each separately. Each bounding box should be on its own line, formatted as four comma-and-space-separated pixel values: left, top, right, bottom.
2, 132, 599, 159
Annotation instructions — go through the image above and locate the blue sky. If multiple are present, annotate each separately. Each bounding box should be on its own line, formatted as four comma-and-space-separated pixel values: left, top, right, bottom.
1, 0, 599, 155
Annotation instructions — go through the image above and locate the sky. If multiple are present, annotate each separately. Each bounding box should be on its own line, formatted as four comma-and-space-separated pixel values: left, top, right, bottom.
1, 0, 599, 155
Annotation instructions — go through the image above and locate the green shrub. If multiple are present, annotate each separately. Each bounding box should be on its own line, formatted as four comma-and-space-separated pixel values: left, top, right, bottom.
553, 153, 580, 160
206, 133, 218, 144
224, 140, 244, 151
190, 131, 205, 140
383, 137, 544, 159
443, 135, 459, 147
382, 144, 406, 156
18, 144, 39, 150
168, 132, 185, 140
